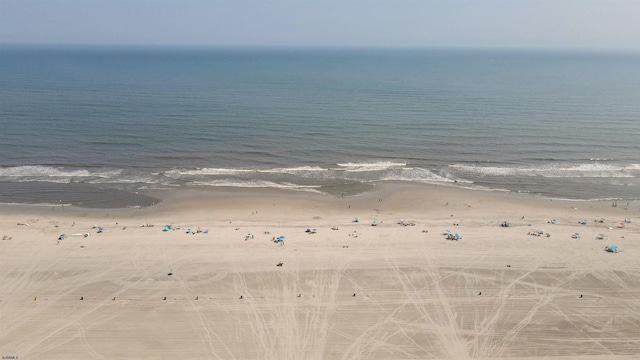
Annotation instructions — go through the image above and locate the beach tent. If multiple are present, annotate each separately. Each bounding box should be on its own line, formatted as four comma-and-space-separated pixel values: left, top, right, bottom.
163, 225, 171, 231
571, 232, 581, 239
596, 233, 607, 240
354, 217, 360, 223
305, 228, 311, 233
58, 234, 66, 240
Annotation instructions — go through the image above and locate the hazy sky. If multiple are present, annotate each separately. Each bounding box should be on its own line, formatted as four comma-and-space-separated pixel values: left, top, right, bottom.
1, 0, 639, 49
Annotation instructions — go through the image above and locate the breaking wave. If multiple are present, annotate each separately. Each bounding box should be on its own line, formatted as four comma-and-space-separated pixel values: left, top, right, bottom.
0, 165, 123, 183
335, 161, 407, 172
191, 179, 322, 193
449, 162, 639, 178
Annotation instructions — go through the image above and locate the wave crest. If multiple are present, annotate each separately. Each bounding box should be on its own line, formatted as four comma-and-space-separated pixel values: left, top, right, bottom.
449, 163, 639, 178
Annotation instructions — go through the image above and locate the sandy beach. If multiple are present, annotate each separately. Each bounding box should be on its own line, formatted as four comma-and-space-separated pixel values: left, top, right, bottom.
1, 183, 639, 359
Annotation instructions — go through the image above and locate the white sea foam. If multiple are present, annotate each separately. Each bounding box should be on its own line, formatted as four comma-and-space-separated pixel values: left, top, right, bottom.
336, 161, 407, 172
257, 166, 327, 174
0, 202, 74, 207
380, 167, 461, 183
191, 179, 322, 193
0, 166, 123, 182
165, 168, 254, 176
86, 173, 166, 185
449, 163, 639, 178
166, 166, 328, 177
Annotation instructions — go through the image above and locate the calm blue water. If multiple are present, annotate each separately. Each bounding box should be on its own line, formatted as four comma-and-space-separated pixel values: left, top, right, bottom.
1, 46, 639, 206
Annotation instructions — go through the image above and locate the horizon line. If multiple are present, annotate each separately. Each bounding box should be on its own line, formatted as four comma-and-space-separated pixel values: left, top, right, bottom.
2, 42, 640, 53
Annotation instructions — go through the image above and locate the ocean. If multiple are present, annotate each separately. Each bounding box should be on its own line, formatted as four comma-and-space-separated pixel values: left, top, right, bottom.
1, 46, 639, 207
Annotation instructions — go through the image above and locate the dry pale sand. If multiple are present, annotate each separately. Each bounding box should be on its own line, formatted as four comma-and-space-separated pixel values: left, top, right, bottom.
1, 183, 639, 360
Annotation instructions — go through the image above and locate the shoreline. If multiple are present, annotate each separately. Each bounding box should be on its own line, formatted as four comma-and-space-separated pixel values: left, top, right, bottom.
2, 180, 638, 212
